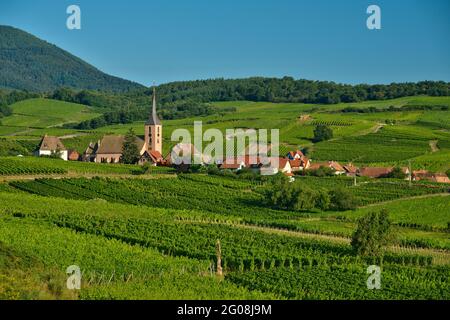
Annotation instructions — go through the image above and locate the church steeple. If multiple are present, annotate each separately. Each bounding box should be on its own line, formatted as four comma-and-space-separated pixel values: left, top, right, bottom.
146, 86, 161, 125
144, 85, 162, 155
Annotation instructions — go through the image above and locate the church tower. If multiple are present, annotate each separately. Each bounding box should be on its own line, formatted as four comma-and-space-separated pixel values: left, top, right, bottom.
144, 86, 162, 154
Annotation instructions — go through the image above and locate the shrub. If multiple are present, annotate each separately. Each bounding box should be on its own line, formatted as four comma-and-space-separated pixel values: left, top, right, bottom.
329, 188, 357, 211
313, 124, 333, 142
384, 167, 407, 179
305, 166, 335, 177
264, 177, 330, 211
315, 190, 331, 210
351, 209, 394, 256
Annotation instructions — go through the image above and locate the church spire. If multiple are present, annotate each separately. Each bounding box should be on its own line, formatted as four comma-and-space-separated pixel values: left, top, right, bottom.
146, 85, 161, 125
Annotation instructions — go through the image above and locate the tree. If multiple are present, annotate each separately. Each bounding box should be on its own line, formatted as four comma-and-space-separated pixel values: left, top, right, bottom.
121, 128, 140, 164
315, 190, 331, 210
385, 167, 406, 179
313, 124, 333, 142
329, 188, 357, 211
351, 210, 394, 256
306, 166, 335, 177
264, 177, 322, 211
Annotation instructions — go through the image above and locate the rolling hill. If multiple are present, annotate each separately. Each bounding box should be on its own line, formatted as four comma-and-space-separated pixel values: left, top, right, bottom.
0, 25, 144, 92
1, 98, 100, 128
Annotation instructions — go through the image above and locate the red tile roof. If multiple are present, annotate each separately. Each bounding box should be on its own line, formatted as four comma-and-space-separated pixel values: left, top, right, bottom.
358, 167, 393, 178
289, 159, 302, 168
329, 161, 344, 172
343, 165, 358, 173
307, 161, 344, 172
433, 173, 450, 183
149, 150, 163, 161
219, 163, 242, 169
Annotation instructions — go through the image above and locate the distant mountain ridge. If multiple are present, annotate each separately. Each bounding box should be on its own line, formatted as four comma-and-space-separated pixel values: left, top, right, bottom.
0, 25, 144, 92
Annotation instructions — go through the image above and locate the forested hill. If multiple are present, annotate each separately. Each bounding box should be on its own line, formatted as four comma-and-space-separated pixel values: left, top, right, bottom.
155, 77, 450, 105
0, 25, 144, 92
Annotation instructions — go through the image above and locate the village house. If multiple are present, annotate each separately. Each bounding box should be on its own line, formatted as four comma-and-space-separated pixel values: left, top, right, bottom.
94, 135, 147, 163
343, 163, 359, 176
358, 166, 410, 179
82, 87, 164, 165
432, 173, 450, 184
82, 141, 98, 162
35, 135, 68, 161
307, 161, 346, 175
166, 143, 205, 166
357, 167, 392, 178
217, 155, 291, 176
218, 158, 246, 171
218, 155, 257, 172
259, 157, 292, 176
286, 150, 311, 172
413, 170, 450, 183
139, 150, 165, 166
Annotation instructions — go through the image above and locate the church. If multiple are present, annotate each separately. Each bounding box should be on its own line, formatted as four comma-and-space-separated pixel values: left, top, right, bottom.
82, 87, 164, 165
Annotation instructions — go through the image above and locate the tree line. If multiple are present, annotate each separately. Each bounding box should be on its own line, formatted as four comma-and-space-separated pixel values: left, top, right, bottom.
1, 77, 448, 126
338, 104, 449, 114
154, 77, 449, 104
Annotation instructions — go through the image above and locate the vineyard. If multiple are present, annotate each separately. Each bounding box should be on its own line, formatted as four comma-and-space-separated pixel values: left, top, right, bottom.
0, 96, 449, 300
311, 131, 431, 163
0, 217, 272, 299
227, 265, 449, 299
0, 157, 176, 176
7, 175, 448, 222
0, 158, 67, 175
0, 190, 447, 299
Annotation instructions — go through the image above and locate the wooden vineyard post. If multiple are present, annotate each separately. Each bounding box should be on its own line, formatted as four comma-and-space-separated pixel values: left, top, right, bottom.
216, 239, 223, 276
408, 160, 412, 187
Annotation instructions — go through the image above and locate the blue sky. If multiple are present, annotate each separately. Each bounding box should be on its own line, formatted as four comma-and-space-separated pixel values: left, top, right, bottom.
1, 0, 449, 86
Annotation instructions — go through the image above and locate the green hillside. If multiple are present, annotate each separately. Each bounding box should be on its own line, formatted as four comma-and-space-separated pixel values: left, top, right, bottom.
92, 96, 450, 171
1, 96, 449, 172
1, 98, 100, 129
0, 25, 144, 92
